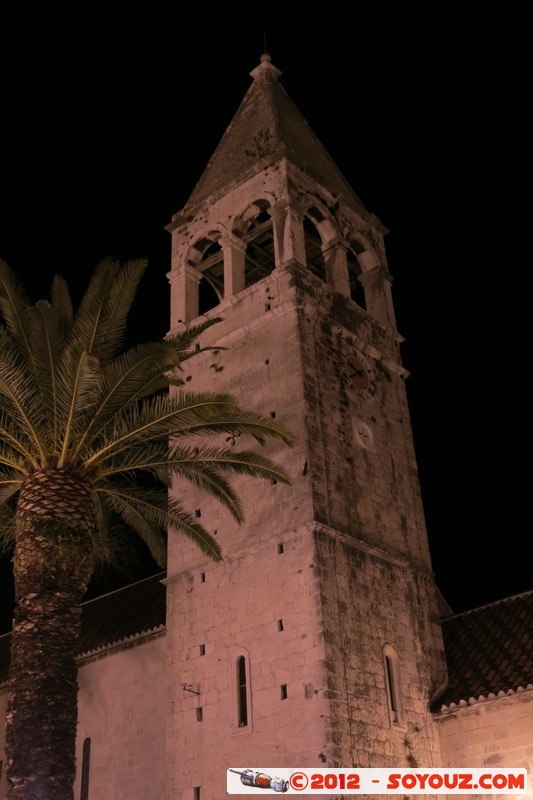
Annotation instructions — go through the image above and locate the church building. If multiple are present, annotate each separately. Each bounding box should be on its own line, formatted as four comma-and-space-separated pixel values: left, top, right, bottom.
1, 54, 531, 800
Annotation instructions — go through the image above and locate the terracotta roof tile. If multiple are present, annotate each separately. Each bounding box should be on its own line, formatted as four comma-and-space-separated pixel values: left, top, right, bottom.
78, 571, 166, 656
432, 590, 533, 711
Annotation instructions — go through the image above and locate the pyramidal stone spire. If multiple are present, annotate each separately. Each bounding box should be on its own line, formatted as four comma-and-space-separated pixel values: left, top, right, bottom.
183, 54, 368, 217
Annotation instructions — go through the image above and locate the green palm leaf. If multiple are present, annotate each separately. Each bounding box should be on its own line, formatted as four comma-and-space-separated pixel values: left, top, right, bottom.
69, 257, 147, 361
29, 300, 64, 441
70, 341, 186, 460
165, 316, 224, 362
50, 273, 74, 342
57, 347, 100, 465
100, 485, 168, 566
0, 333, 48, 463
0, 258, 33, 360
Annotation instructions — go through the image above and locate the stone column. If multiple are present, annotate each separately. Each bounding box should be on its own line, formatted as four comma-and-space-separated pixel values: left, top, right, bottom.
358, 250, 397, 330
167, 263, 202, 327
269, 202, 306, 268
323, 237, 350, 297
220, 233, 246, 297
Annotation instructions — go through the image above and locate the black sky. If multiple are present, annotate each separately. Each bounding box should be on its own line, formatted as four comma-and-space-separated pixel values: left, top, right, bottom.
0, 11, 529, 630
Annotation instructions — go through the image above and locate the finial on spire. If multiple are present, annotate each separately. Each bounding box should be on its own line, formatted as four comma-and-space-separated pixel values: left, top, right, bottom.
250, 29, 281, 81
261, 29, 271, 63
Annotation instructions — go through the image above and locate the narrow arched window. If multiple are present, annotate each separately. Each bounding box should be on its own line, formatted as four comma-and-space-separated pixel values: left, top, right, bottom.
230, 646, 252, 732
383, 645, 405, 727
237, 655, 248, 726
80, 737, 91, 800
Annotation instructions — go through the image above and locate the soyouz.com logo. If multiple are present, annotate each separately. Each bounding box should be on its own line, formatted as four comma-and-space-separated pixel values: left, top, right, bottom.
227, 767, 528, 794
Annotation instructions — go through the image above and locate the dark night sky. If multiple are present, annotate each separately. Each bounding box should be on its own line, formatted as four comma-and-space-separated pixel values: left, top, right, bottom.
0, 11, 529, 631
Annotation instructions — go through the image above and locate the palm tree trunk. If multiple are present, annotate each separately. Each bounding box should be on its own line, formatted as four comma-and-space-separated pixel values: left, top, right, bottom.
5, 469, 95, 800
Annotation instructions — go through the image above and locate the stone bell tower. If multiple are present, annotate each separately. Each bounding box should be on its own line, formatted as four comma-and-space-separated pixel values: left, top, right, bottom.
164, 54, 447, 799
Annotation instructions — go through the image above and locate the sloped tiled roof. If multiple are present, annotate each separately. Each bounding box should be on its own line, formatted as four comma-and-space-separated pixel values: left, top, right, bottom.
0, 572, 166, 684
78, 571, 166, 657
431, 589, 533, 711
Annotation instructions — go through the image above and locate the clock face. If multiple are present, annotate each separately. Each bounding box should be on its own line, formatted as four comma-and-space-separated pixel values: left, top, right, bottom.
342, 350, 376, 400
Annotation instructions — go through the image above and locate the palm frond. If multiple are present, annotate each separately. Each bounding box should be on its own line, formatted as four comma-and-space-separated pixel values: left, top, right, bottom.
98, 484, 168, 566
50, 273, 74, 341
0, 334, 48, 464
0, 474, 22, 504
0, 409, 40, 467
30, 300, 65, 440
0, 499, 16, 550
167, 497, 221, 561
0, 446, 29, 474
168, 444, 293, 484
82, 393, 237, 466
71, 341, 184, 460
165, 316, 224, 362
170, 464, 244, 521
92, 489, 109, 540
0, 258, 34, 361
85, 392, 295, 469
100, 482, 223, 564
164, 398, 297, 447
57, 348, 100, 465
92, 441, 169, 476
69, 257, 147, 362
97, 444, 246, 522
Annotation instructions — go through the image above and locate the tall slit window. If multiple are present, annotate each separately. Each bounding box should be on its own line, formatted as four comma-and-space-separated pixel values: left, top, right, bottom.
80, 736, 91, 800
237, 655, 248, 727
230, 646, 252, 732
383, 644, 405, 727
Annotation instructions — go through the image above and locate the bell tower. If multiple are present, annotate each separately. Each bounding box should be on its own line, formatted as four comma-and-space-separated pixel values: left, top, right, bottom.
164, 55, 447, 799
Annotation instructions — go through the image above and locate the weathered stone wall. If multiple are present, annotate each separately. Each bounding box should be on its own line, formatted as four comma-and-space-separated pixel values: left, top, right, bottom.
75, 634, 166, 800
165, 265, 446, 798
289, 264, 431, 572
166, 526, 332, 799
167, 270, 313, 574
315, 527, 445, 770
435, 692, 533, 799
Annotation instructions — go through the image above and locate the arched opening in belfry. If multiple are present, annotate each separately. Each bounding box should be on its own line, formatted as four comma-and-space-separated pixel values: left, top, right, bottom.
193, 236, 224, 313
347, 247, 366, 310
240, 201, 276, 289
199, 274, 220, 314
345, 233, 375, 310
303, 211, 327, 284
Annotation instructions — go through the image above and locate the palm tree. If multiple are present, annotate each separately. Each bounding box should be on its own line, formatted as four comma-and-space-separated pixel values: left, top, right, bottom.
0, 256, 295, 800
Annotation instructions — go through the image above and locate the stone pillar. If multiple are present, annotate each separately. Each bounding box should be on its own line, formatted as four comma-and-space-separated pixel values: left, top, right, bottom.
269, 202, 306, 268
167, 264, 202, 327
357, 250, 397, 330
220, 233, 246, 297
323, 237, 350, 297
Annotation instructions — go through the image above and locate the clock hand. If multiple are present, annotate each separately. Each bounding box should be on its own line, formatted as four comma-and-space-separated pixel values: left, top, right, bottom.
347, 368, 365, 380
